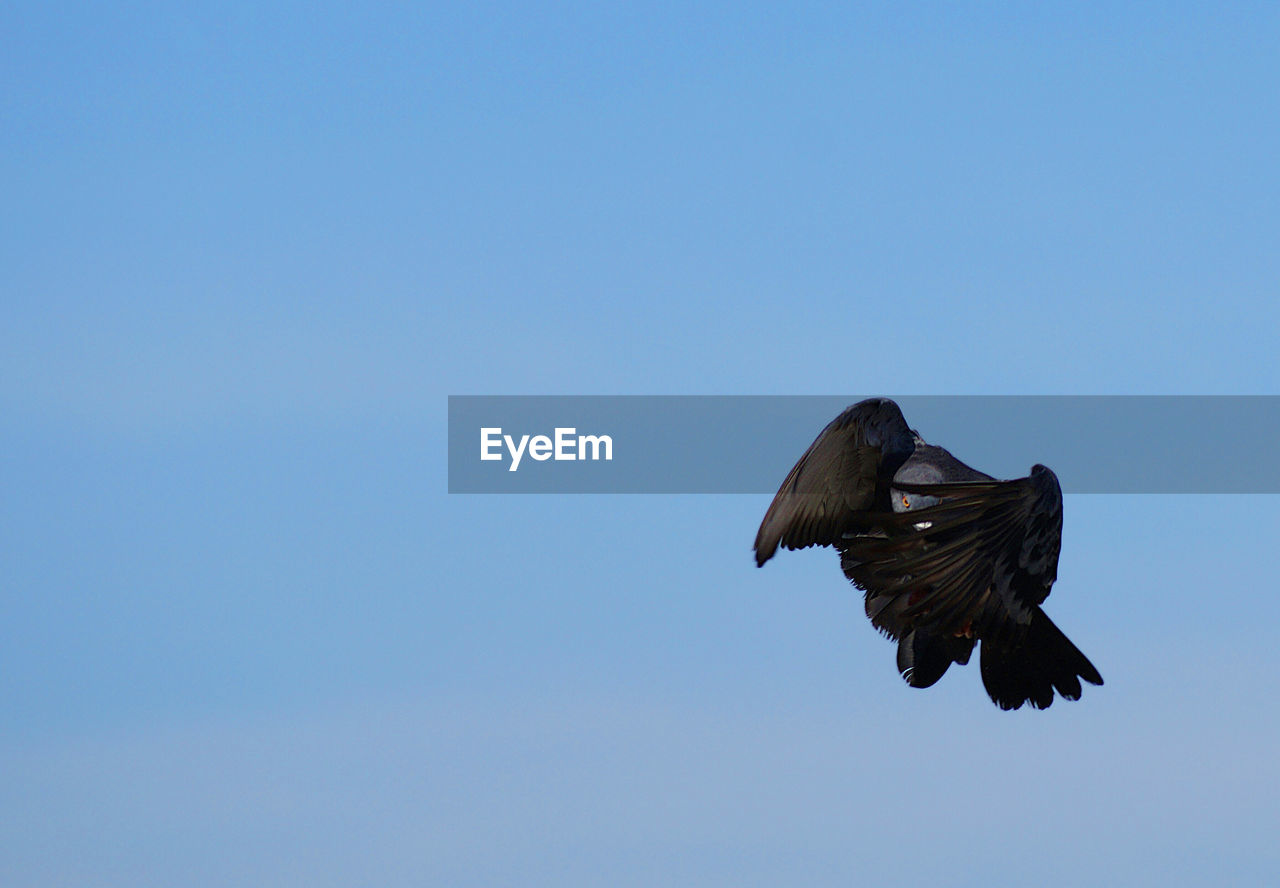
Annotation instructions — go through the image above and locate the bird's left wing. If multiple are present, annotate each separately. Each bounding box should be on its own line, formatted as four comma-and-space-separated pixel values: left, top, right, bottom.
753, 399, 912, 567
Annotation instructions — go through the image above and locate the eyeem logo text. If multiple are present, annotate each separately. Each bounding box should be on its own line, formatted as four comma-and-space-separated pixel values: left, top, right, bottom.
480, 427, 614, 472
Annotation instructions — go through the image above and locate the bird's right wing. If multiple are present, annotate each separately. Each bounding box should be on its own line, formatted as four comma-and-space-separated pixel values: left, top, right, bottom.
754, 399, 912, 567
840, 465, 1065, 639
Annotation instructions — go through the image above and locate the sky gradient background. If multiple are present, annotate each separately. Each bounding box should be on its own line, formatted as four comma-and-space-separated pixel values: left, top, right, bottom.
4, 3, 1280, 885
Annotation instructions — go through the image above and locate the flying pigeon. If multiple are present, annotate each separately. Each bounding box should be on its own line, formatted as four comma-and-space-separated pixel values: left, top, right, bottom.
754, 398, 1103, 710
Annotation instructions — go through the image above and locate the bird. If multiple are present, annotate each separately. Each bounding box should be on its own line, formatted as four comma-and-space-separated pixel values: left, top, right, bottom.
753, 398, 1102, 710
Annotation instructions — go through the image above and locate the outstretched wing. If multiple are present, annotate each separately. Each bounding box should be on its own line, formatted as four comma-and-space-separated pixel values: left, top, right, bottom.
840, 464, 1064, 642
754, 399, 913, 567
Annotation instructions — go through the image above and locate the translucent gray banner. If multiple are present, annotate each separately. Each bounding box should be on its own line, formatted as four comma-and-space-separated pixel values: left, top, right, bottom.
447, 396, 1280, 493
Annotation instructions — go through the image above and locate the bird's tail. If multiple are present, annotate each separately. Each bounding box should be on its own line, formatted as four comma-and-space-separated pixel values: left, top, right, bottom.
979, 609, 1103, 710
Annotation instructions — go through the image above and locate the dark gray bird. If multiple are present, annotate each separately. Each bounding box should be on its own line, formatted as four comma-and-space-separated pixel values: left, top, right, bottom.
754, 398, 1102, 710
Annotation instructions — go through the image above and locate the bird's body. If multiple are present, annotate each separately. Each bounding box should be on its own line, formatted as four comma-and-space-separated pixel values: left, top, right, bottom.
754, 398, 1102, 710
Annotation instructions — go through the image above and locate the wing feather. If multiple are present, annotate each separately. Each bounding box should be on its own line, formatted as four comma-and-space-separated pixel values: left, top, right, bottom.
754, 399, 913, 567
840, 465, 1064, 640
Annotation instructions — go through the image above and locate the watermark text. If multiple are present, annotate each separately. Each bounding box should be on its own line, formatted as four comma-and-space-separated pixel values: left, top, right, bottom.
480, 427, 614, 472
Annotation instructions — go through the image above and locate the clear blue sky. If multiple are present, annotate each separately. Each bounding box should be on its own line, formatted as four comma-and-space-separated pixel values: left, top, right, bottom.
4, 3, 1279, 885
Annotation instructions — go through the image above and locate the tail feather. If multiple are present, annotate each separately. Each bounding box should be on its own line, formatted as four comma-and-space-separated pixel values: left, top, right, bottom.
980, 609, 1103, 710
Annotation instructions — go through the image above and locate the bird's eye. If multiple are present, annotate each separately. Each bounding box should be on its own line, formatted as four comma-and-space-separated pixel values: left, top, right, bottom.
902, 496, 910, 507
